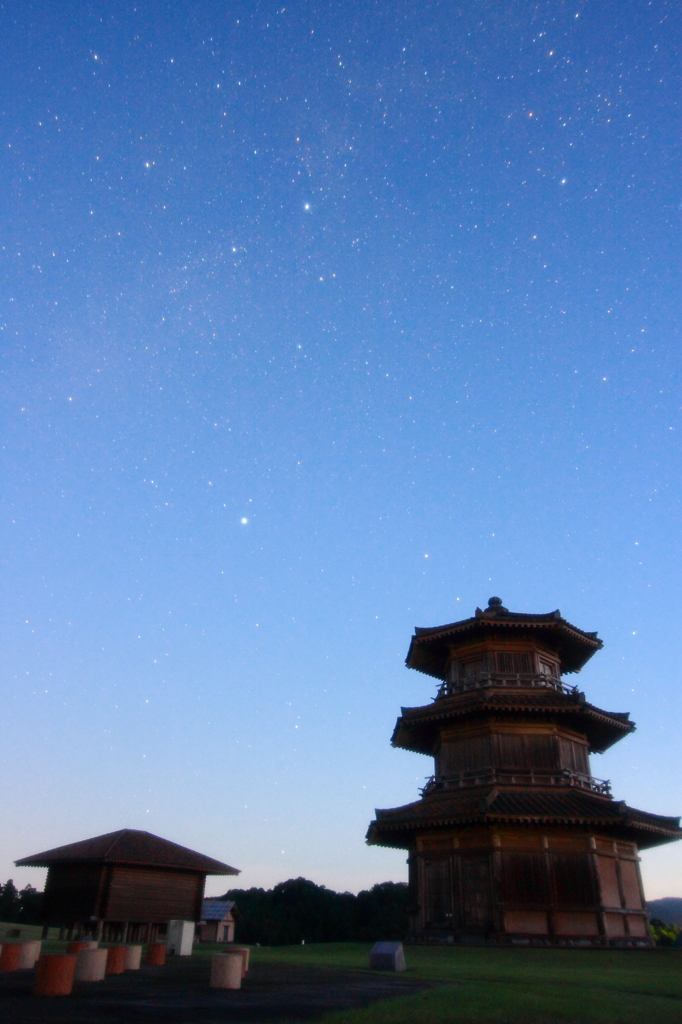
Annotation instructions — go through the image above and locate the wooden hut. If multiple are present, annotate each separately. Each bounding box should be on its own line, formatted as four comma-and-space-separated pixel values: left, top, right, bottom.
366, 598, 682, 947
198, 898, 237, 942
16, 829, 239, 943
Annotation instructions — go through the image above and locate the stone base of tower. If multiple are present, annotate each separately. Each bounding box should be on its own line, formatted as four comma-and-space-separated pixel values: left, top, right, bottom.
406, 827, 652, 948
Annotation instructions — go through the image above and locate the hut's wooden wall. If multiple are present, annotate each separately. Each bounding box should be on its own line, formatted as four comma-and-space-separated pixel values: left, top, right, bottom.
42, 863, 105, 924
41, 863, 206, 924
103, 865, 205, 922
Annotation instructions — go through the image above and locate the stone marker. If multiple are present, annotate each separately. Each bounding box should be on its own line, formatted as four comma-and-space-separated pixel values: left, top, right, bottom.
369, 941, 406, 972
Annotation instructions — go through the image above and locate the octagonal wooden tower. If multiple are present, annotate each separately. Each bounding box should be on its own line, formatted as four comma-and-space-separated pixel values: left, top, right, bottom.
366, 598, 682, 947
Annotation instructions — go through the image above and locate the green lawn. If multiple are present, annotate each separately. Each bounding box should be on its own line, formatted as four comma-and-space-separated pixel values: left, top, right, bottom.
2, 926, 680, 1023
0, 921, 59, 941
244, 942, 682, 1024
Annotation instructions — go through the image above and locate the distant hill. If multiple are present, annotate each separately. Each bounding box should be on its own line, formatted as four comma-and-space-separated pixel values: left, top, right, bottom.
647, 898, 682, 927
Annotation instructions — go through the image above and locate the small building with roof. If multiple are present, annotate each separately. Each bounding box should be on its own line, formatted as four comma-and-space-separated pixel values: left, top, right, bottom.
198, 898, 237, 942
16, 828, 239, 943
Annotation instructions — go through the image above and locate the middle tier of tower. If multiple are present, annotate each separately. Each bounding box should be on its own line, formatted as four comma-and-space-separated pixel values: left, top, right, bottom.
422, 720, 611, 798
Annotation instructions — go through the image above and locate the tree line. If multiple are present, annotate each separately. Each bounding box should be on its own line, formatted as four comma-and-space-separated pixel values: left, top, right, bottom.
4, 875, 674, 947
1, 876, 409, 944
649, 919, 681, 947
221, 877, 409, 946
0, 880, 43, 924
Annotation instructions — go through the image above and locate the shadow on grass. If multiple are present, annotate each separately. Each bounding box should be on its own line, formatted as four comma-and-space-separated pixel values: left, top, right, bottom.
320, 978, 682, 1024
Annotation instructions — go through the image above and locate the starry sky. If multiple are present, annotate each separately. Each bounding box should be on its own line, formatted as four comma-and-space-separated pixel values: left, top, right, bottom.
1, 0, 680, 899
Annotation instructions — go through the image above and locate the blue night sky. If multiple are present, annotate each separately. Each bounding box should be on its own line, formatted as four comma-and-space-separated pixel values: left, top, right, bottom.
1, 1, 679, 899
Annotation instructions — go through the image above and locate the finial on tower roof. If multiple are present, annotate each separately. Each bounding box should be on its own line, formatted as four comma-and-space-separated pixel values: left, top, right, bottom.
487, 596, 507, 612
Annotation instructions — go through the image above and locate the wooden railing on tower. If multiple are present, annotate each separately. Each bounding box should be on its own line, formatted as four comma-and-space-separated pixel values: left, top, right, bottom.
420, 767, 612, 798
436, 672, 584, 701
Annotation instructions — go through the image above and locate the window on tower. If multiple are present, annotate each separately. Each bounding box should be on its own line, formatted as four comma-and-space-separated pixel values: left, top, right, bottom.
462, 657, 487, 679
494, 652, 533, 674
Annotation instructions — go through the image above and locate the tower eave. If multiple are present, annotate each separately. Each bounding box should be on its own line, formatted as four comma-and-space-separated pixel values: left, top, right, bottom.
367, 790, 682, 851
391, 692, 635, 755
407, 610, 602, 680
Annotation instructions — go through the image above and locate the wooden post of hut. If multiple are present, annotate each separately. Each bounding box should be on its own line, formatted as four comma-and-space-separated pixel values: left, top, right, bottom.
16, 830, 239, 942
367, 598, 682, 947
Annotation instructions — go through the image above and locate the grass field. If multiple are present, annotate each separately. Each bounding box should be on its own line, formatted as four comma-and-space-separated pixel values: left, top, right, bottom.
2, 925, 680, 1023
0, 921, 59, 941
242, 942, 682, 1024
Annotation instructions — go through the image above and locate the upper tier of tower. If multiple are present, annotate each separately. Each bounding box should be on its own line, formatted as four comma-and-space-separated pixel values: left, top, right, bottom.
397, 598, 633, 754
406, 596, 602, 680
367, 598, 682, 859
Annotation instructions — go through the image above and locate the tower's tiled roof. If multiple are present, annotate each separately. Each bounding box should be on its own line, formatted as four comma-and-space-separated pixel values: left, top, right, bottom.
16, 829, 239, 875
367, 788, 682, 850
392, 687, 634, 754
407, 598, 602, 678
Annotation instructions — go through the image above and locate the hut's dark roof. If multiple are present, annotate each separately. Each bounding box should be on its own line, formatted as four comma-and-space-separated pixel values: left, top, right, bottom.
367, 788, 682, 851
407, 598, 602, 678
392, 687, 634, 754
16, 829, 239, 875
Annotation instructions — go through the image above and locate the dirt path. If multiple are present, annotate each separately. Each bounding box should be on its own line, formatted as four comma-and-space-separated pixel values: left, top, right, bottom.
0, 958, 431, 1023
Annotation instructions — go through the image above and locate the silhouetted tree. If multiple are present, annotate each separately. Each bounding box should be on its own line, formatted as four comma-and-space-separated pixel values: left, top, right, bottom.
221, 877, 409, 946
355, 881, 410, 941
0, 880, 21, 922
0, 881, 42, 924
649, 918, 681, 947
17, 884, 43, 924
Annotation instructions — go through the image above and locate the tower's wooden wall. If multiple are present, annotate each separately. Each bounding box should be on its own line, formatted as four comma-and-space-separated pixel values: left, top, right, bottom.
409, 827, 648, 944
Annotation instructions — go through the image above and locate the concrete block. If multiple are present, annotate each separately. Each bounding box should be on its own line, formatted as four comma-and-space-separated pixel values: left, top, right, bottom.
209, 952, 242, 989
33, 954, 77, 996
17, 941, 42, 969
124, 945, 142, 970
74, 949, 108, 982
369, 941, 406, 971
